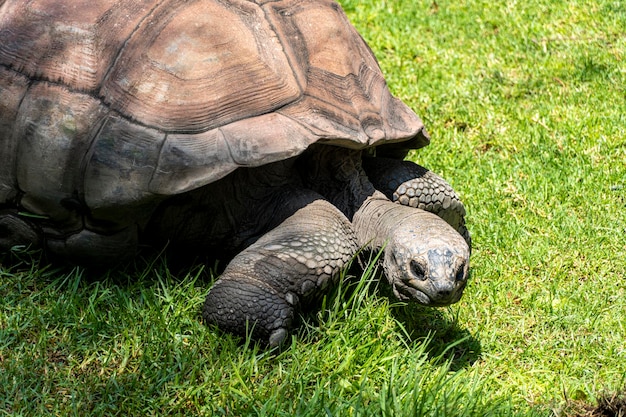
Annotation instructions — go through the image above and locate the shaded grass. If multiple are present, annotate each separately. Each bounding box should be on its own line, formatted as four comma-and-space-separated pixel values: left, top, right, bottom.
0, 254, 525, 416
2, 0, 626, 415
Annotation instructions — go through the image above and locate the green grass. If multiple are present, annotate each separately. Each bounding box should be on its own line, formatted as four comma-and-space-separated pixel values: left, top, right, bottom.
1, 0, 625, 415
0, 256, 521, 416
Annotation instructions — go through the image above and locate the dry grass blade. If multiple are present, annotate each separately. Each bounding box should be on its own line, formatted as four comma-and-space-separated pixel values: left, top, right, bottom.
564, 392, 626, 417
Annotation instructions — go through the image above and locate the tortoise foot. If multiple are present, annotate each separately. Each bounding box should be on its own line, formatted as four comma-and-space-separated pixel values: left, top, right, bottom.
0, 210, 42, 251
203, 273, 295, 347
203, 198, 357, 346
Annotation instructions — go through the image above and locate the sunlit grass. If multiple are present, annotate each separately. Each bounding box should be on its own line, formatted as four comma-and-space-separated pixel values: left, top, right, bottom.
1, 0, 625, 415
342, 0, 626, 410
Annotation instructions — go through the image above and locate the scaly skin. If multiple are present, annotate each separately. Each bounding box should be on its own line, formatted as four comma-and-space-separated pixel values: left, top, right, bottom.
363, 157, 471, 247
201, 148, 470, 346
353, 191, 469, 306
0, 147, 470, 347
203, 198, 357, 345
0, 210, 42, 251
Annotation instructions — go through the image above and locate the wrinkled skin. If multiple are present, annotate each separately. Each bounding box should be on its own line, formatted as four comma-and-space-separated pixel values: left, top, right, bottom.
0, 143, 470, 346
144, 145, 470, 346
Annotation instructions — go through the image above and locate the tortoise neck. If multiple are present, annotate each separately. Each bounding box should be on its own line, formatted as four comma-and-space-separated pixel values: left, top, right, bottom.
297, 145, 376, 220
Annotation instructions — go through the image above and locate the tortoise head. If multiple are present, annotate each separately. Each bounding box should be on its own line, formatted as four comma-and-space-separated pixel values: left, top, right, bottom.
382, 213, 470, 306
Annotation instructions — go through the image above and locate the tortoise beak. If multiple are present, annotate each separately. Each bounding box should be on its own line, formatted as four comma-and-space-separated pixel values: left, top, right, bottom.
386, 248, 469, 307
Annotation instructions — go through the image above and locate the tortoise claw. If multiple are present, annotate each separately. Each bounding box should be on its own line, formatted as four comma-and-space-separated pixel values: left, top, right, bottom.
203, 273, 295, 344
268, 328, 288, 348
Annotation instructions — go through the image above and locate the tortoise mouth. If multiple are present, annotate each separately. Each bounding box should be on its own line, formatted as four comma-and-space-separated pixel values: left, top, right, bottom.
393, 280, 431, 304
393, 278, 465, 307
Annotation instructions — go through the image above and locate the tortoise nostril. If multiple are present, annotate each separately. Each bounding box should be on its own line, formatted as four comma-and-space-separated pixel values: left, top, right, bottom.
410, 260, 426, 281
455, 263, 466, 282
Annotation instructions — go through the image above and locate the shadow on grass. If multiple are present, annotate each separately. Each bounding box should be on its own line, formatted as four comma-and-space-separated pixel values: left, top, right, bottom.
387, 299, 482, 371
369, 269, 482, 371
2, 247, 481, 368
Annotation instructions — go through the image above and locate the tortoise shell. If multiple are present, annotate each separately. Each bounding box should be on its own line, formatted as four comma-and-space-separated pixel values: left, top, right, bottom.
0, 0, 428, 227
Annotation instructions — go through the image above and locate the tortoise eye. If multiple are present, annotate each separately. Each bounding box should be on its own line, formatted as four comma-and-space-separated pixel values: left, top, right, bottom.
410, 260, 426, 281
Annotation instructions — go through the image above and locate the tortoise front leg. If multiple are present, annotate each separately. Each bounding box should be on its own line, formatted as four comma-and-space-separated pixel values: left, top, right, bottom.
363, 157, 471, 248
0, 210, 42, 251
203, 197, 357, 347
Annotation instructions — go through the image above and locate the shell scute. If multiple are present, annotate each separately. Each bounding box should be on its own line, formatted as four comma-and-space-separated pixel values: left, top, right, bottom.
15, 83, 106, 223
150, 113, 317, 194
0, 0, 160, 91
100, 0, 302, 133
84, 116, 165, 222
263, 0, 427, 148
0, 68, 29, 203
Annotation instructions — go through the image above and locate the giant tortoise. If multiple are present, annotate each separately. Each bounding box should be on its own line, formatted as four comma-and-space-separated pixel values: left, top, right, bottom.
0, 0, 470, 345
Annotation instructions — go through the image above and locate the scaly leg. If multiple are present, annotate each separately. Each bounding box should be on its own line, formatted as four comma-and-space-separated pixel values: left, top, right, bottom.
203, 196, 357, 347
363, 157, 471, 248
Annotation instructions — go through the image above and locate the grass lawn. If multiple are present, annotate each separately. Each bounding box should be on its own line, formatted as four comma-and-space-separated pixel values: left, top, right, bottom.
1, 0, 625, 415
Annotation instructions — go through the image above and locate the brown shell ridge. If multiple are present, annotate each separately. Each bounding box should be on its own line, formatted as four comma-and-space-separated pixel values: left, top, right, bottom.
97, 0, 168, 95
258, 1, 308, 94
258, 0, 426, 147
0, 67, 184, 142
306, 66, 386, 141
0, 0, 167, 92
0, 63, 96, 100
0, 64, 177, 143
98, 0, 302, 133
149, 112, 320, 195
